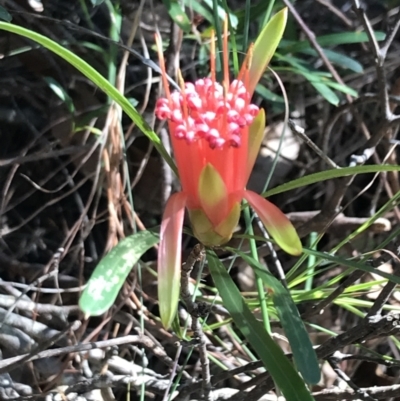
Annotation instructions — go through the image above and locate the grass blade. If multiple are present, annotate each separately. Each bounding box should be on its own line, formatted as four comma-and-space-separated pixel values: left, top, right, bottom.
208, 250, 315, 401
231, 249, 320, 384
262, 165, 400, 197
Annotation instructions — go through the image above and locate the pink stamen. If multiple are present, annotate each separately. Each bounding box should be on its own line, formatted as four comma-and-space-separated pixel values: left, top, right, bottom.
154, 23, 259, 150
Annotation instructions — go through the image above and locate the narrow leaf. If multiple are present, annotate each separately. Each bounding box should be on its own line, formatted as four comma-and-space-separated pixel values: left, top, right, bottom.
301, 48, 363, 73
208, 251, 315, 401
280, 31, 386, 53
232, 249, 320, 384
80, 231, 159, 316
255, 84, 285, 103
325, 81, 358, 97
248, 8, 287, 94
262, 165, 400, 197
163, 0, 191, 33
44, 77, 75, 114
0, 5, 11, 22
302, 248, 400, 285
310, 81, 339, 105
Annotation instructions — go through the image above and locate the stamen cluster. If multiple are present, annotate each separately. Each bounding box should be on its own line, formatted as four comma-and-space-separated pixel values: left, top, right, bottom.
155, 78, 259, 149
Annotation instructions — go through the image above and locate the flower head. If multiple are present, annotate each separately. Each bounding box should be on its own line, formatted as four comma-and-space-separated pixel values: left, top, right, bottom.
156, 9, 302, 328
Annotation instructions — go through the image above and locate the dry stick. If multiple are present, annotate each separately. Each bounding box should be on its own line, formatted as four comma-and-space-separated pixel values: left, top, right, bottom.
321, 95, 400, 165
350, 1, 400, 157
0, 332, 178, 374
331, 350, 400, 368
0, 145, 91, 167
315, 0, 353, 26
0, 294, 79, 319
351, 1, 400, 221
180, 244, 213, 401
327, 357, 378, 401
287, 211, 391, 233
288, 120, 339, 169
366, 246, 400, 318
0, 320, 81, 374
352, 0, 396, 123
312, 384, 400, 401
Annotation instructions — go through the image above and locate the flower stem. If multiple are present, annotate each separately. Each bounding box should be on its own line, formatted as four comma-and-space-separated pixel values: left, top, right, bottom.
243, 205, 271, 334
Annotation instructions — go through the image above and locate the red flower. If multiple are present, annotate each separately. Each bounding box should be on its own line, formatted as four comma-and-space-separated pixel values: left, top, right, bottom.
156, 10, 302, 328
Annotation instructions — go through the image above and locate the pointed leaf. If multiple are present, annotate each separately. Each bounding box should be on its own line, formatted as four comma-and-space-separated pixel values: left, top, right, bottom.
163, 0, 191, 33
44, 77, 75, 114
301, 48, 363, 73
243, 190, 302, 255
79, 231, 159, 316
248, 8, 288, 94
246, 108, 266, 182
158, 192, 187, 328
198, 163, 228, 225
310, 81, 339, 105
255, 84, 285, 103
0, 6, 11, 22
263, 165, 400, 198
231, 249, 320, 384
208, 251, 315, 401
280, 31, 386, 53
303, 248, 400, 285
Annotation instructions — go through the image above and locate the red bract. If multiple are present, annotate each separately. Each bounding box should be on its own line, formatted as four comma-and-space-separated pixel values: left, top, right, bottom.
156, 11, 302, 328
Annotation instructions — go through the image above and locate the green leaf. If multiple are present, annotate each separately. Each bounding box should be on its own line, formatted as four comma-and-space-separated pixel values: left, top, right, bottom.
44, 77, 75, 114
235, 1, 276, 31
280, 31, 386, 53
278, 64, 355, 104
310, 81, 339, 105
182, 0, 214, 24
79, 231, 159, 316
0, 5, 11, 22
255, 84, 285, 103
301, 48, 363, 73
208, 251, 315, 401
231, 249, 320, 384
163, 0, 191, 33
325, 81, 358, 97
0, 22, 177, 175
302, 248, 400, 285
249, 8, 288, 95
262, 165, 400, 197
